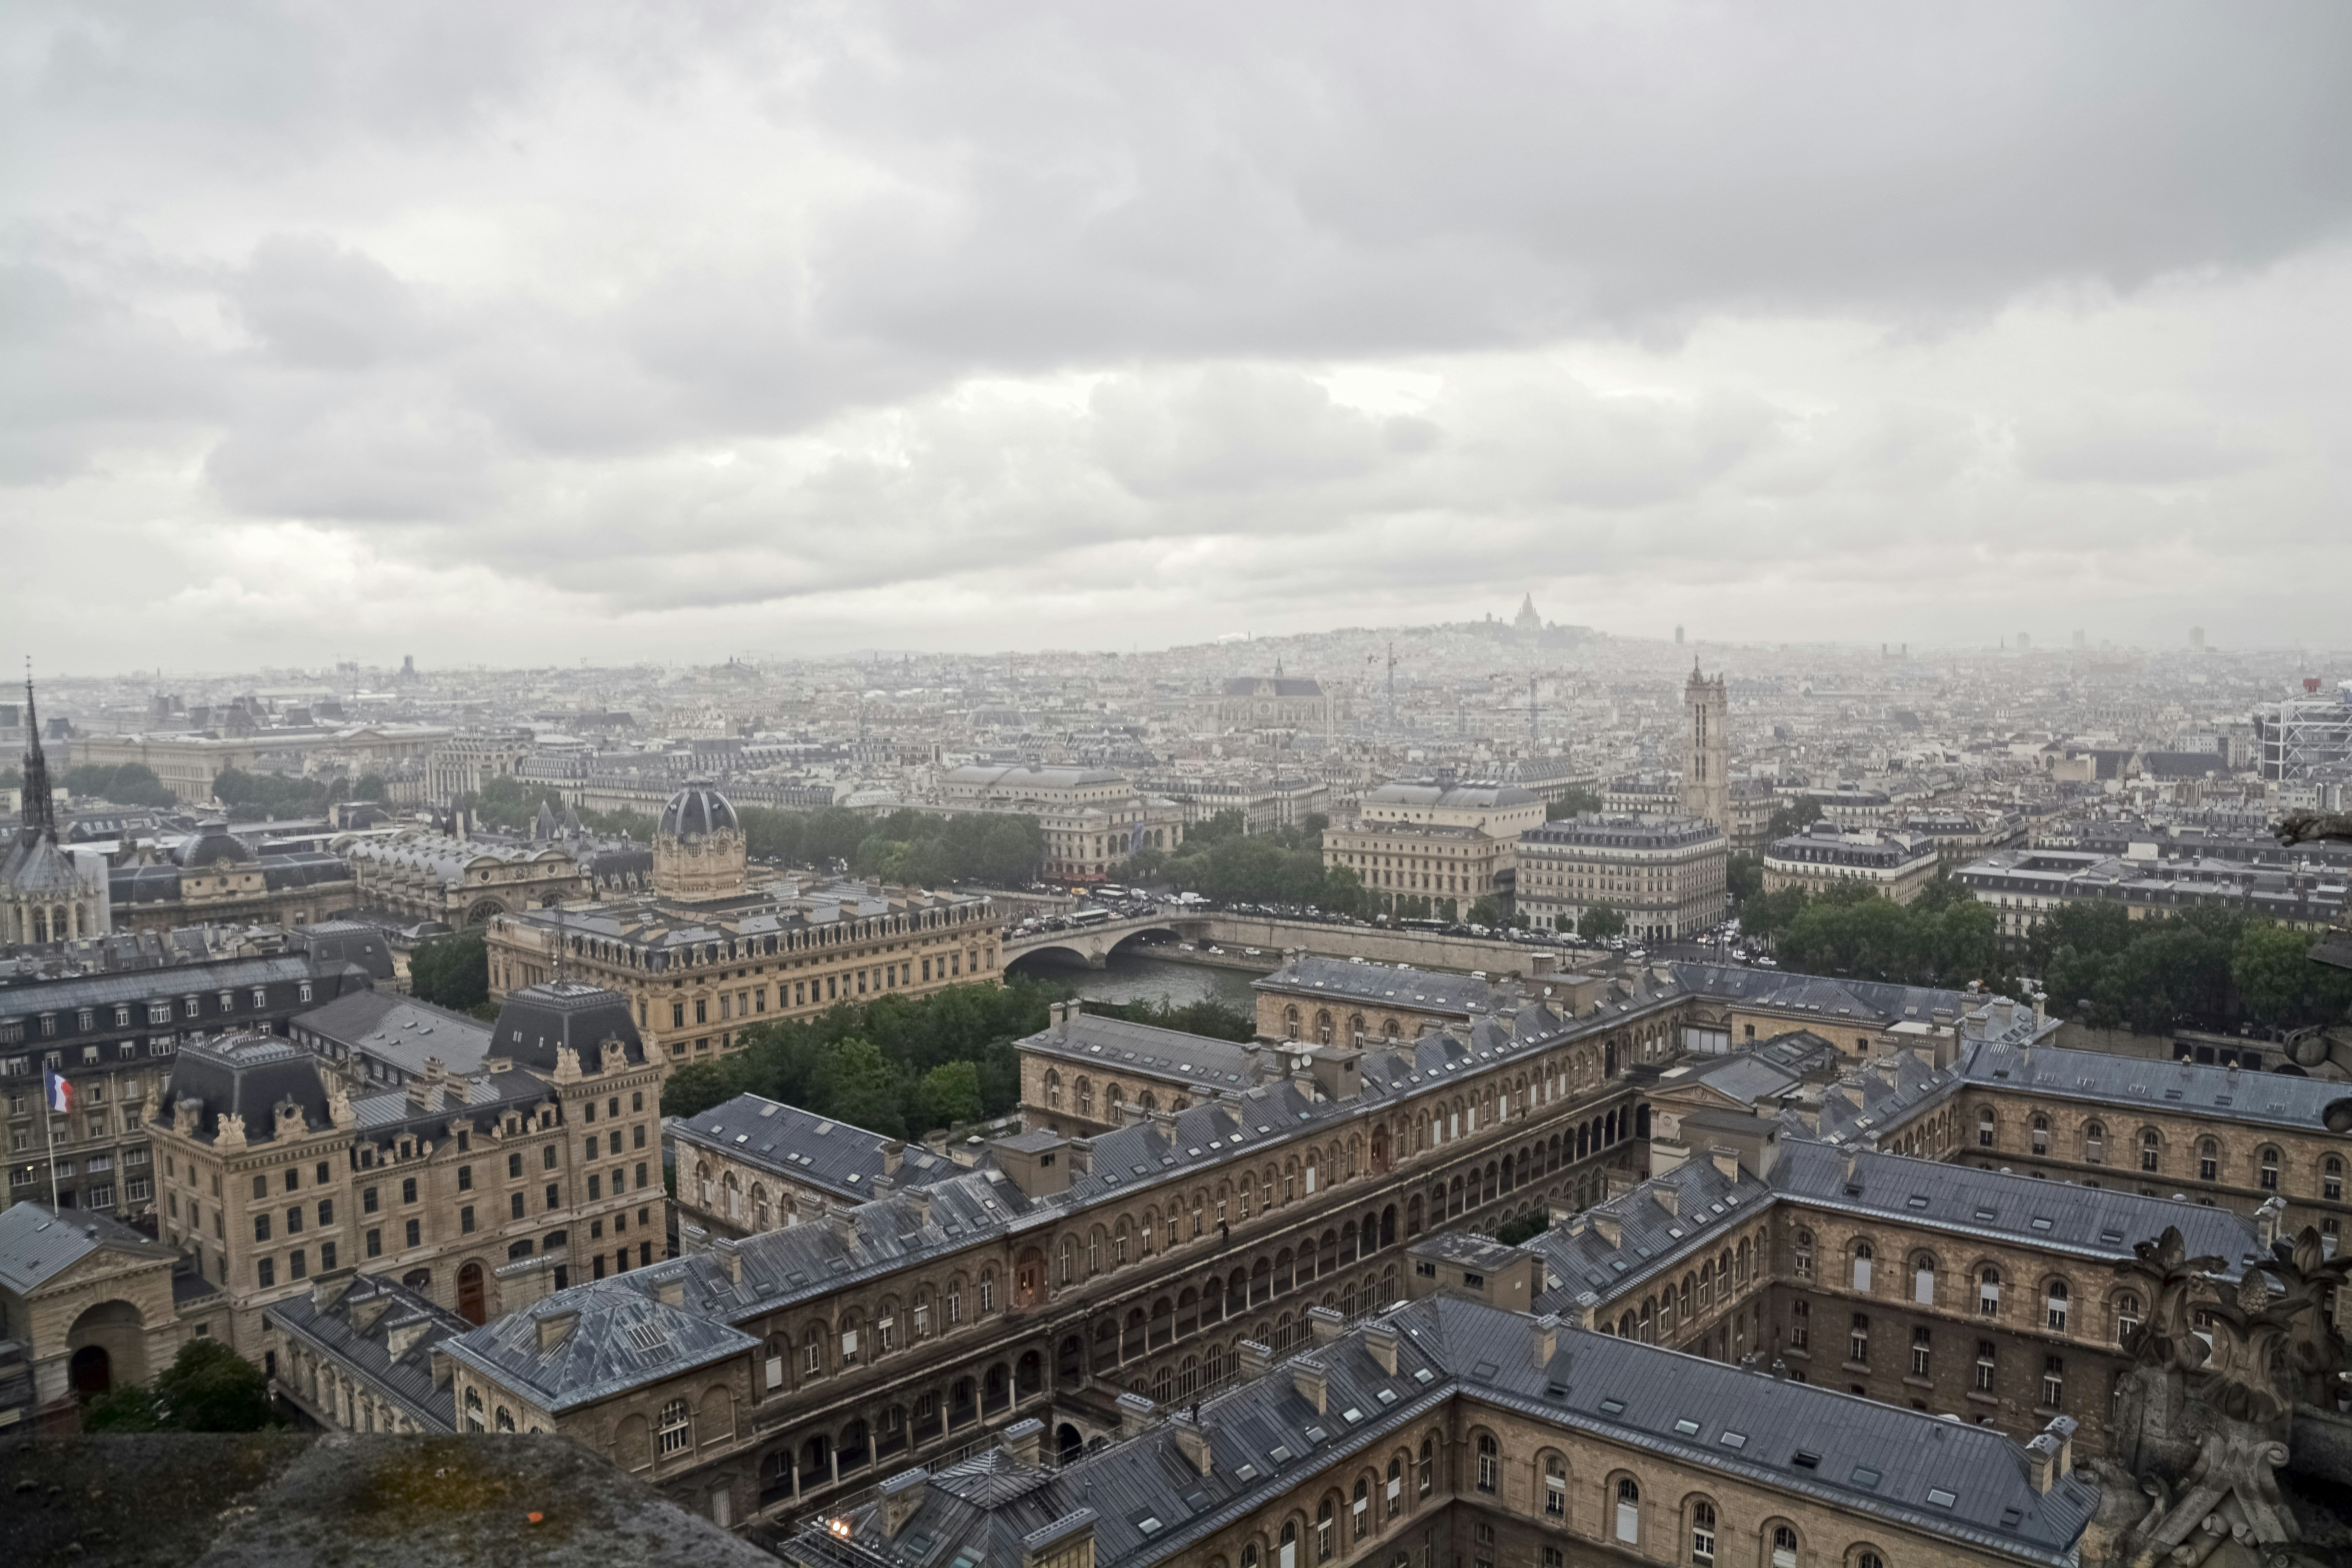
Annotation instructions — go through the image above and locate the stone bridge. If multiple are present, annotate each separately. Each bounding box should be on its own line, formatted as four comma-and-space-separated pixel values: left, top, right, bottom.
1000, 914, 1197, 970
1001, 908, 1594, 977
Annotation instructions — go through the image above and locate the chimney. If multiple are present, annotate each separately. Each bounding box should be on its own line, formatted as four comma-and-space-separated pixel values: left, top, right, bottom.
2256, 1195, 2287, 1249
349, 1294, 393, 1336
880, 1466, 931, 1536
1000, 1417, 1044, 1468
1049, 1001, 1068, 1036
1307, 1305, 1345, 1346
712, 1237, 742, 1287
906, 1188, 933, 1228
1842, 1151, 1862, 1191
1363, 1320, 1399, 1375
2044, 1414, 2077, 1477
535, 1310, 579, 1353
1591, 1214, 1621, 1247
1237, 1339, 1274, 1380
1116, 1390, 1156, 1437
882, 1139, 906, 1176
2024, 1434, 2058, 1494
1291, 1357, 1328, 1415
1065, 1138, 1092, 1176
386, 1317, 434, 1361
1173, 1413, 1216, 1477
1530, 1312, 1559, 1368
658, 1277, 686, 1307
1654, 1187, 1678, 1217
829, 1206, 860, 1249
310, 1269, 358, 1312
1709, 1147, 1741, 1181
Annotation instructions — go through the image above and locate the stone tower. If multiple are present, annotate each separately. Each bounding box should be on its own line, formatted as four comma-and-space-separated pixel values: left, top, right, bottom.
651, 779, 749, 903
1680, 664, 1729, 833
2, 677, 110, 944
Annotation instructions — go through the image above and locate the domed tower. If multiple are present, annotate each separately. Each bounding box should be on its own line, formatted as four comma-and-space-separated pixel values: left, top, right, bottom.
652, 778, 748, 901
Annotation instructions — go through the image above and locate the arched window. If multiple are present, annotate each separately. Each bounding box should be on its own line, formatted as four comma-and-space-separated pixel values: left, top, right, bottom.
2140, 1128, 2161, 1172
2031, 1114, 2049, 1155
2115, 1290, 2143, 1343
1771, 1526, 1799, 1568
463, 1386, 485, 1432
1791, 1230, 1812, 1281
1911, 1254, 1936, 1305
1387, 1455, 1404, 1519
2046, 1279, 2070, 1333
1614, 1477, 1640, 1545
1280, 1519, 1299, 1568
1046, 1069, 1062, 1109
1690, 1500, 1717, 1564
1851, 1241, 1873, 1292
2199, 1138, 2219, 1183
1978, 1267, 2002, 1316
1475, 1433, 1497, 1493
1857, 1553, 1885, 1568
658, 1398, 691, 1455
1352, 1477, 1370, 1541
2259, 1146, 2281, 1191
1317, 1497, 1336, 1563
980, 1269, 996, 1314
1418, 1436, 1434, 1498
1977, 1107, 1996, 1147
1543, 1455, 1566, 1518
2326, 1156, 2345, 1203
2083, 1121, 2105, 1164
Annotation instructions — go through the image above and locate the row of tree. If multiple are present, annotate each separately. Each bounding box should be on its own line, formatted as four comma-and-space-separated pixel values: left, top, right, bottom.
657, 978, 1254, 1136
1125, 811, 1374, 913
2025, 902, 2352, 1036
63, 762, 178, 806
1731, 871, 2351, 1036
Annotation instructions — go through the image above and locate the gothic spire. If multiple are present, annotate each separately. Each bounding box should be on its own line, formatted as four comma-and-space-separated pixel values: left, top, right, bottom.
19, 671, 55, 846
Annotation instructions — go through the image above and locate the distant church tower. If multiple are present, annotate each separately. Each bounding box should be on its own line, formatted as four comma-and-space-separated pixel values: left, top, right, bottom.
1681, 664, 1729, 832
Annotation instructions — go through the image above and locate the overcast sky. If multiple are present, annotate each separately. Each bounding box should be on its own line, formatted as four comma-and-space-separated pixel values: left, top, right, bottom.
7, 3, 2351, 673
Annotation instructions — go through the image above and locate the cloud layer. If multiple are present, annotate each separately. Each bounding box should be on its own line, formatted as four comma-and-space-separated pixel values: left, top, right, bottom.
5, 1, 2351, 668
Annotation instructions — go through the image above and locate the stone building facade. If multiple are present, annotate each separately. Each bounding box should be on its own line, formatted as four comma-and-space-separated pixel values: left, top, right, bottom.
1682, 666, 1731, 834
108, 817, 357, 935
0, 1198, 220, 1427
337, 830, 588, 927
1514, 813, 1728, 940
775, 1296, 2100, 1568
1763, 824, 1940, 905
142, 982, 664, 1351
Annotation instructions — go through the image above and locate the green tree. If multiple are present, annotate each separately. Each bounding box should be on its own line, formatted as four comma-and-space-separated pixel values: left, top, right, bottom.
353, 773, 387, 802
1766, 796, 1823, 840
1467, 896, 1501, 927
1725, 853, 1764, 906
83, 1339, 279, 1433
916, 1061, 985, 1130
662, 1060, 738, 1120
1543, 785, 1603, 820
818, 1038, 909, 1139
2232, 922, 2352, 1031
409, 930, 490, 1010
65, 762, 177, 807
1579, 904, 1627, 940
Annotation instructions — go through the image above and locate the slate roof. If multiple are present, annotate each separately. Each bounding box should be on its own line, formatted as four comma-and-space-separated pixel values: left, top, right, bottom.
1528, 1150, 1779, 1309
1670, 962, 2062, 1046
801, 1297, 2098, 1568
489, 982, 645, 1073
0, 1200, 179, 1294
347, 1068, 559, 1138
0, 953, 329, 1025
263, 1273, 469, 1432
1022, 1012, 1259, 1091
1253, 956, 1497, 1019
1955, 1037, 2352, 1135
1771, 1142, 2265, 1280
441, 1276, 759, 1414
671, 1093, 964, 1200
1651, 1030, 1840, 1109
293, 989, 494, 1078
163, 1033, 337, 1145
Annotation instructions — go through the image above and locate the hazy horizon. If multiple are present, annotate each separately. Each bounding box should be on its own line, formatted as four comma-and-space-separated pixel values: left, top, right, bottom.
8, 3, 2351, 671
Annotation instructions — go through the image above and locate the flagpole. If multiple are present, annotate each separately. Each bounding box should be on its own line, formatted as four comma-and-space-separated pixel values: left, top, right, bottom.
44, 1076, 60, 1212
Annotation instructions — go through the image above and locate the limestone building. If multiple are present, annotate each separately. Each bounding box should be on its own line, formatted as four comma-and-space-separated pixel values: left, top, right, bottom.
109, 817, 357, 935
1514, 812, 1728, 940
261, 1269, 466, 1434
0, 1198, 220, 1427
483, 780, 1000, 1069
1209, 675, 1332, 732
74, 723, 450, 805
1321, 783, 1543, 916
1763, 824, 1940, 905
935, 764, 1187, 881
144, 980, 663, 1348
779, 1296, 2102, 1568
338, 829, 588, 926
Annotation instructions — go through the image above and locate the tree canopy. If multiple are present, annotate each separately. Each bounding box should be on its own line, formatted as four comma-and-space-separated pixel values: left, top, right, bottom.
82, 1339, 281, 1433
410, 929, 491, 1008
659, 979, 1253, 1134
1543, 785, 1603, 820
1126, 811, 1370, 913
65, 762, 177, 807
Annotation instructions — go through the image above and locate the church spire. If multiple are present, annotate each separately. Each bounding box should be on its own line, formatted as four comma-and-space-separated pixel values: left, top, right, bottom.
18, 670, 55, 846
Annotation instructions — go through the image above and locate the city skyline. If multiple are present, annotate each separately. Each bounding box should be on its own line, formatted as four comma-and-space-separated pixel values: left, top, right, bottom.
7, 3, 2352, 670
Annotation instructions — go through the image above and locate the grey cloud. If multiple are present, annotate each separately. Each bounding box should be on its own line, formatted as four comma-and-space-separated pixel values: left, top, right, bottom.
2013, 404, 2273, 486
230, 234, 430, 370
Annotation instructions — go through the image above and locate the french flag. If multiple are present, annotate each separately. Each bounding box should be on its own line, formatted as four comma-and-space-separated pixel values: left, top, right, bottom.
44, 1070, 73, 1115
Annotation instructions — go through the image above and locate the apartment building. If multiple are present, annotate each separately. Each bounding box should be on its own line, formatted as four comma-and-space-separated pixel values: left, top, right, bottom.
1514, 813, 1728, 940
